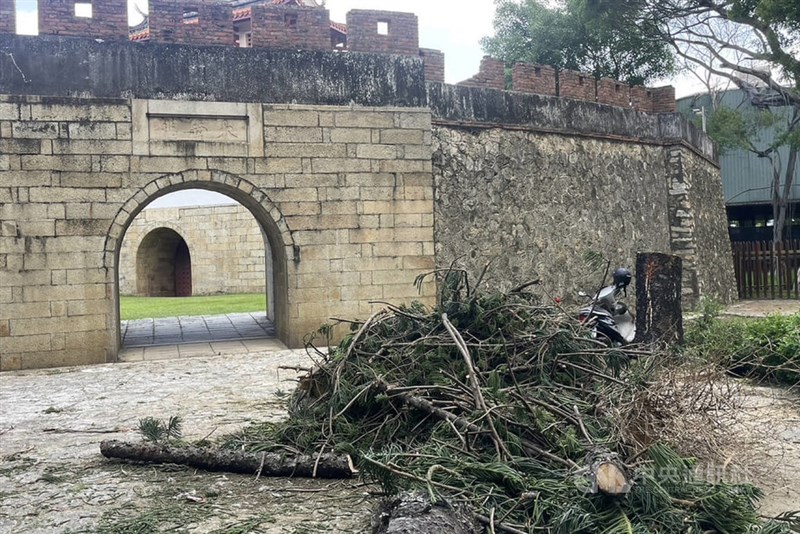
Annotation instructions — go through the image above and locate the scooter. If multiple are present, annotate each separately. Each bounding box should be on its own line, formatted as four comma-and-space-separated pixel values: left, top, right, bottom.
578, 268, 635, 346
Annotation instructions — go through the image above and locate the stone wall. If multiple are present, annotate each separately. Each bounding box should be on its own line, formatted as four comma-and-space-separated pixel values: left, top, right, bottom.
0, 35, 426, 107
118, 204, 267, 296
667, 147, 737, 302
0, 95, 437, 371
0, 36, 733, 371
433, 127, 673, 299
430, 84, 732, 308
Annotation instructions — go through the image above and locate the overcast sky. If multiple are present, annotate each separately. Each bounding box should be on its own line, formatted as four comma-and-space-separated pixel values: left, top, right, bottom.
13, 0, 703, 208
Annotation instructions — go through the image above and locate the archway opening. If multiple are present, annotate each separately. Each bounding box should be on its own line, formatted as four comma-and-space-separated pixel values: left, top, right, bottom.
114, 180, 288, 357
135, 227, 193, 297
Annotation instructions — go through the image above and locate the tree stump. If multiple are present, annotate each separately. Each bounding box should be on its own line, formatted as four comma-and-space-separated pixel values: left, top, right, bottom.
634, 252, 684, 345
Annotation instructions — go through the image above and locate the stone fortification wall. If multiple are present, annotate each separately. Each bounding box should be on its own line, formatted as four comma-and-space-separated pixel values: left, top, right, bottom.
668, 148, 738, 302
433, 127, 673, 300
118, 205, 267, 296
0, 93, 437, 371
0, 35, 426, 106
430, 84, 733, 306
0, 35, 732, 371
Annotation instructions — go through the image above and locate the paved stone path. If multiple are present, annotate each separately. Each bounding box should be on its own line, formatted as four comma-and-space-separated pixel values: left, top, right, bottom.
121, 312, 276, 346
119, 312, 283, 362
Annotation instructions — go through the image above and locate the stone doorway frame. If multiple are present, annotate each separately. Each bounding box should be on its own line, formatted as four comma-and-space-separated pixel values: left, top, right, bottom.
105, 169, 296, 356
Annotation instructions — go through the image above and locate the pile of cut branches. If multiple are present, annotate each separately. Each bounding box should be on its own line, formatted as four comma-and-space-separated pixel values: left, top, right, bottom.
223, 271, 796, 533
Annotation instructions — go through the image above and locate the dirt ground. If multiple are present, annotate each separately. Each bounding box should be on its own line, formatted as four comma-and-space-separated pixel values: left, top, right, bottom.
1, 299, 798, 533
0, 350, 379, 533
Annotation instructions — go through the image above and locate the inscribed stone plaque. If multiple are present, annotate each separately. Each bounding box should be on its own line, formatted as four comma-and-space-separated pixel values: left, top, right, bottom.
148, 116, 248, 143
132, 100, 265, 157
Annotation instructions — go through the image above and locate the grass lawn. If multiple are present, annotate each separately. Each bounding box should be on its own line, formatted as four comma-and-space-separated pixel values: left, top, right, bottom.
120, 293, 266, 321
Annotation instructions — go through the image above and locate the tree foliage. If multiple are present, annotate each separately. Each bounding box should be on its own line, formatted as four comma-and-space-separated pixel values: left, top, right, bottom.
587, 0, 799, 242
481, 0, 676, 85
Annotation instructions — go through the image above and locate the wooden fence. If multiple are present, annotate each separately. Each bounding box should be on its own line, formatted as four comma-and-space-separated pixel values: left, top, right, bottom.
731, 239, 800, 299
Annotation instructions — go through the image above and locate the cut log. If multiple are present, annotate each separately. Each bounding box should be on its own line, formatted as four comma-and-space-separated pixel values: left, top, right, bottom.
634, 252, 684, 345
100, 440, 356, 479
372, 492, 480, 534
594, 461, 630, 496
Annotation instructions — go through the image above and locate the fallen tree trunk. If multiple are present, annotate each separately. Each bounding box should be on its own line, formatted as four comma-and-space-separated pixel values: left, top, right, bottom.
100, 440, 357, 479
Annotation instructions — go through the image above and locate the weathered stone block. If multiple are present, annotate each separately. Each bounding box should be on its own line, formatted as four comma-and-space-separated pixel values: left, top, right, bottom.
12, 121, 60, 139
335, 111, 394, 129
265, 126, 323, 143
328, 128, 373, 144
263, 109, 320, 127
311, 158, 372, 173
268, 143, 347, 159
356, 144, 397, 160
0, 102, 19, 120
30, 103, 131, 122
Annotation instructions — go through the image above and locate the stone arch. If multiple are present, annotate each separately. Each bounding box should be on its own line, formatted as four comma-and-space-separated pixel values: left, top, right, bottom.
135, 227, 193, 297
120, 220, 197, 296
106, 169, 296, 353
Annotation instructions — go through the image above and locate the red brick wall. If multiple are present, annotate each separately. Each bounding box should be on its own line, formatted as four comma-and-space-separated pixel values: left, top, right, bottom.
512, 63, 556, 96
38, 0, 128, 40
652, 86, 676, 113
346, 10, 418, 56
457, 56, 505, 90
149, 0, 233, 46
0, 0, 15, 34
419, 48, 445, 83
559, 69, 595, 102
596, 77, 630, 108
630, 86, 654, 112
250, 5, 330, 50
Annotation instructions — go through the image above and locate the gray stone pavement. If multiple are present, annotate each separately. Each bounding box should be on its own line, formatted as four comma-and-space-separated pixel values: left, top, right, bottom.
119, 312, 283, 362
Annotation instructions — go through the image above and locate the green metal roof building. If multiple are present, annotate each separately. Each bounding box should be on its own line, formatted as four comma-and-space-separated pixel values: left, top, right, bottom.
677, 89, 799, 241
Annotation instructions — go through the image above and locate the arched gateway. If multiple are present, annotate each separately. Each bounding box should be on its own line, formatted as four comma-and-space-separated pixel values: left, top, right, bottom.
0, 93, 438, 371
107, 170, 297, 353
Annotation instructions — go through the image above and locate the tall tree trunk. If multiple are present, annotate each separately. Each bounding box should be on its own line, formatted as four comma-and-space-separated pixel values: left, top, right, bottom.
777, 144, 798, 240
773, 106, 799, 245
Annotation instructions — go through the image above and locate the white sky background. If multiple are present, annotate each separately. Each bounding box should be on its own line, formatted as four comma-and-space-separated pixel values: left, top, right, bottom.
12, 0, 705, 208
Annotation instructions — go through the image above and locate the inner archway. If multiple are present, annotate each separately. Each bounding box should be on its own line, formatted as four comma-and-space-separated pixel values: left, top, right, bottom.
135, 227, 193, 297
108, 170, 297, 359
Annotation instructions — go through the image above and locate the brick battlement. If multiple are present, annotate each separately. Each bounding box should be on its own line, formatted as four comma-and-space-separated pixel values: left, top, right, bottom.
39, 0, 129, 41
457, 57, 505, 91
1, 1, 673, 113
149, 0, 234, 46
462, 59, 676, 113
0, 0, 14, 34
